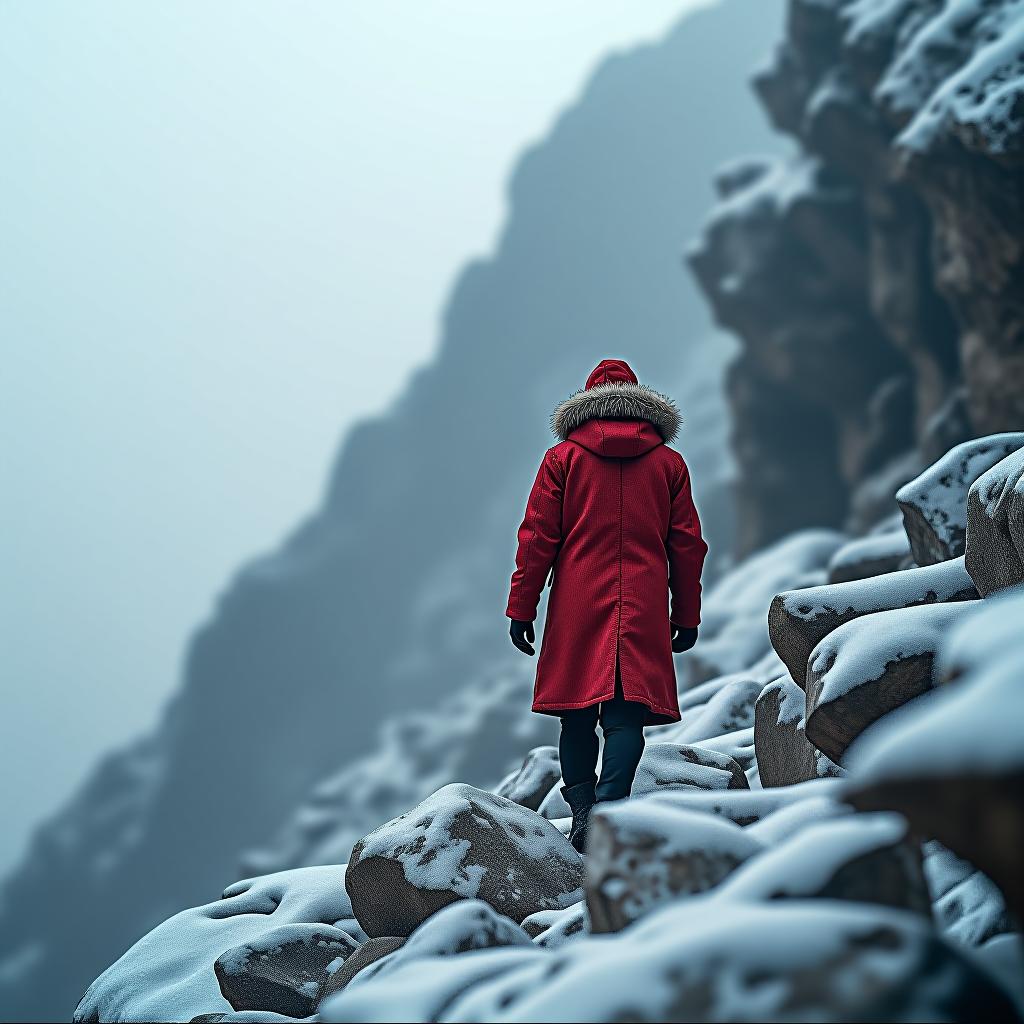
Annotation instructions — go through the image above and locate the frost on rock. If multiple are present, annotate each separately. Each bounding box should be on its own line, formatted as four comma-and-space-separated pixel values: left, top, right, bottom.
805, 599, 977, 764
492, 746, 560, 812
693, 726, 758, 775
827, 529, 911, 583
755, 674, 844, 787
322, 900, 1019, 1024
73, 866, 355, 1023
685, 530, 846, 683
769, 554, 977, 686
345, 784, 583, 938
585, 800, 763, 932
849, 587, 1024, 919
632, 742, 748, 795
850, 0, 1024, 157
895, 433, 1024, 565
715, 812, 931, 916
214, 923, 359, 1019
965, 445, 1024, 596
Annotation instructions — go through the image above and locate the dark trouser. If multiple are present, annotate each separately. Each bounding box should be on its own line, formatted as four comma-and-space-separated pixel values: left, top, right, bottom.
558, 666, 646, 802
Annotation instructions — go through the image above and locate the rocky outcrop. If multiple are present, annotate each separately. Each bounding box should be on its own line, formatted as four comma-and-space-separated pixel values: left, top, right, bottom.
0, 5, 789, 1018
768, 555, 977, 687
344, 785, 583, 938
690, 0, 1024, 555
493, 746, 561, 812
966, 446, 1024, 596
896, 433, 1024, 564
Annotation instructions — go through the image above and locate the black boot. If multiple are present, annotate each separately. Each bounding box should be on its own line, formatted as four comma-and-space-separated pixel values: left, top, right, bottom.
561, 781, 596, 854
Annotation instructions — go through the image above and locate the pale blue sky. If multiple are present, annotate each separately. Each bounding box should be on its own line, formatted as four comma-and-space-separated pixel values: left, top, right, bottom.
0, 1, 708, 874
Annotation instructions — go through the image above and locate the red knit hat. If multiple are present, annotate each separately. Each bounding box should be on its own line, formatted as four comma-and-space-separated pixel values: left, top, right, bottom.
584, 359, 638, 389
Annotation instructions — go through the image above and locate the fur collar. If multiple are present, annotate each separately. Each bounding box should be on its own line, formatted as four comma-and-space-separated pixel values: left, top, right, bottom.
551, 381, 680, 443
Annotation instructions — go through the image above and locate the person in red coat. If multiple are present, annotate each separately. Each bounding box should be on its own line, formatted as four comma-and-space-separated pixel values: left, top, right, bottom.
506, 358, 708, 851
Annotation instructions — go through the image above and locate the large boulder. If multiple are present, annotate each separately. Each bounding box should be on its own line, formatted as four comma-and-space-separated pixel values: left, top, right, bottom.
895, 434, 1024, 565
849, 588, 1024, 920
214, 923, 359, 1018
74, 866, 355, 1023
322, 900, 1021, 1023
769, 555, 976, 686
754, 674, 843, 787
492, 746, 560, 812
344, 784, 583, 938
965, 446, 1024, 596
805, 600, 977, 764
632, 742, 748, 795
585, 800, 763, 932
715, 813, 931, 915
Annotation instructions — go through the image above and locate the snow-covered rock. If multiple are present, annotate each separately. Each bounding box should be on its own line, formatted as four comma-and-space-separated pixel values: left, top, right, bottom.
536, 783, 571, 821
214, 923, 359, 1018
585, 800, 763, 932
632, 742, 748, 796
805, 600, 977, 764
693, 726, 758, 774
73, 866, 355, 1023
754, 674, 843, 787
745, 793, 852, 846
643, 778, 844, 828
321, 900, 1020, 1023
924, 842, 1015, 949
686, 530, 846, 682
345, 785, 583, 938
895, 434, 1024, 565
849, 587, 1024, 920
965, 445, 1024, 596
527, 902, 589, 949
669, 677, 763, 743
318, 936, 406, 1000
492, 746, 560, 812
827, 529, 911, 584
769, 555, 976, 686
715, 813, 930, 916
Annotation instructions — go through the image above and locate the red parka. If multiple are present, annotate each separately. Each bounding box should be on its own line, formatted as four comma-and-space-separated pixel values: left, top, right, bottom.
506, 359, 707, 725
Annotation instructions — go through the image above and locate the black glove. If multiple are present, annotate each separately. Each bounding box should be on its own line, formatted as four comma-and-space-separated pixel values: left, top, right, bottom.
509, 619, 536, 656
671, 624, 698, 654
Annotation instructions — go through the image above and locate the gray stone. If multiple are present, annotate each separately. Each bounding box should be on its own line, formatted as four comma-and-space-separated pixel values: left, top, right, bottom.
769, 556, 976, 687
493, 746, 561, 812
585, 799, 763, 932
754, 675, 843, 787
214, 923, 358, 1018
805, 601, 976, 764
633, 742, 748, 795
895, 433, 1024, 565
345, 784, 583, 938
965, 445, 1024, 596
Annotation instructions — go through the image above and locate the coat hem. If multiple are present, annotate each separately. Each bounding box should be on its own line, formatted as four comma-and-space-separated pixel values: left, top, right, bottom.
532, 693, 680, 725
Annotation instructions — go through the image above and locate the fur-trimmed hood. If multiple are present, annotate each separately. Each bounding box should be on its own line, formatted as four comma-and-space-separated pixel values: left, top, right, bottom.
551, 380, 681, 444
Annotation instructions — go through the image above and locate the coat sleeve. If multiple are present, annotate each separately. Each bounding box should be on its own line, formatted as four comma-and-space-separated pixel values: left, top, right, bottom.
506, 449, 565, 622
667, 458, 709, 628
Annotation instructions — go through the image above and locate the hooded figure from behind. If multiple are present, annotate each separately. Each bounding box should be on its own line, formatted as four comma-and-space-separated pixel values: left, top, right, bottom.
506, 359, 707, 852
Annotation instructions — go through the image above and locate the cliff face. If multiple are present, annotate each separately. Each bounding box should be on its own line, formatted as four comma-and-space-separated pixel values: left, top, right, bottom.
0, 4, 785, 1019
690, 0, 1024, 555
